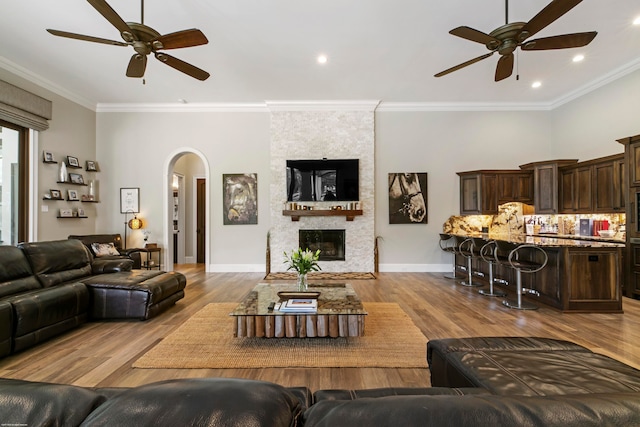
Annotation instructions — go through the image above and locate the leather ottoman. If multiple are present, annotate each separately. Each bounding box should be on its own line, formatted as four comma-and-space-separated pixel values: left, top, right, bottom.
81, 270, 186, 320
427, 336, 640, 396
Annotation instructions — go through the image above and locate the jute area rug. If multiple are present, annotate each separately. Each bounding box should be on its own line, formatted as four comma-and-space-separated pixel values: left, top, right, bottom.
264, 272, 376, 280
133, 302, 427, 369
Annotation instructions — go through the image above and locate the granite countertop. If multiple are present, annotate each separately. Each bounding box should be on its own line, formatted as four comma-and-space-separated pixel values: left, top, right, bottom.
446, 232, 625, 248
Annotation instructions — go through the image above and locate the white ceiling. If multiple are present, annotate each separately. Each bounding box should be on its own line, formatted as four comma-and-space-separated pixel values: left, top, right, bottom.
1, 0, 640, 108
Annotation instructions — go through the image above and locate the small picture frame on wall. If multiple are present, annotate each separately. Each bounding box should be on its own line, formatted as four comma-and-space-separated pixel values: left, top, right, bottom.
59, 208, 73, 218
86, 160, 98, 171
120, 187, 140, 213
69, 173, 84, 184
43, 151, 55, 163
50, 189, 62, 200
77, 208, 86, 218
67, 189, 79, 201
67, 156, 80, 168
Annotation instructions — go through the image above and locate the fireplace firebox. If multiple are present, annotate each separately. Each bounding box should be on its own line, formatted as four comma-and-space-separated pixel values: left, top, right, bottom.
299, 229, 345, 261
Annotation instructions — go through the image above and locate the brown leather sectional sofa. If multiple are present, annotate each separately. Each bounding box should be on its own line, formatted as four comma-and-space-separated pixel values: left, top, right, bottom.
0, 239, 186, 357
1, 337, 640, 425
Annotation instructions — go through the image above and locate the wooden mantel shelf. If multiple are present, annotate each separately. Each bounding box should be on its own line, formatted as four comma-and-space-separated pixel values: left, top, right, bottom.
282, 209, 363, 221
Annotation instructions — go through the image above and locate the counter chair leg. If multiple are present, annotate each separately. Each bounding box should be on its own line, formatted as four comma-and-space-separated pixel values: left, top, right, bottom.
439, 234, 458, 280
458, 238, 483, 287
502, 245, 548, 310
478, 241, 507, 297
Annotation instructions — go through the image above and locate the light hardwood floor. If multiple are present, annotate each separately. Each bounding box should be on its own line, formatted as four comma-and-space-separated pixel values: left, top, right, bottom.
1, 266, 640, 392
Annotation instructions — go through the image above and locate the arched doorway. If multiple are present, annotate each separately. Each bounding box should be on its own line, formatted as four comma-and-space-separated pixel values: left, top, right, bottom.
163, 149, 210, 272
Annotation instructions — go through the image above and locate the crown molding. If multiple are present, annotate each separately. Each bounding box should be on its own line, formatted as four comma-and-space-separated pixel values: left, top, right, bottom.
376, 102, 552, 112
0, 56, 95, 111
266, 100, 381, 112
549, 56, 640, 110
96, 103, 269, 113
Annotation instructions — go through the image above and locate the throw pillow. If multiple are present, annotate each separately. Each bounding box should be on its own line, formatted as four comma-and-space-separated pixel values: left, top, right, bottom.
91, 242, 120, 257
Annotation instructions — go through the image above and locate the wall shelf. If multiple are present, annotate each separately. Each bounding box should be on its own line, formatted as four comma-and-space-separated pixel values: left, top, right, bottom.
282, 209, 363, 221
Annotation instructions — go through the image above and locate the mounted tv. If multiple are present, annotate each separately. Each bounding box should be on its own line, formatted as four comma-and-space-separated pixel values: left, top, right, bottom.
286, 159, 359, 202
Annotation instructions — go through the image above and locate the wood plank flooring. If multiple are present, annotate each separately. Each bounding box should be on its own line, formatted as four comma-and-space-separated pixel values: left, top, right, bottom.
2, 266, 640, 392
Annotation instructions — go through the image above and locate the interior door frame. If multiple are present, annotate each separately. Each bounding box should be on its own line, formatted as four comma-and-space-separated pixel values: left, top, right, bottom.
164, 149, 210, 272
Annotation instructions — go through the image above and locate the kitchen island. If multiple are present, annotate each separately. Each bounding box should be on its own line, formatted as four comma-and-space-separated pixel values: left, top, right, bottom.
445, 232, 624, 313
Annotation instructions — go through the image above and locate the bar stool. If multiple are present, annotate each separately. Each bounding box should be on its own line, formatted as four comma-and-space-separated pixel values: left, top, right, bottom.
496, 241, 548, 310
476, 239, 506, 298
438, 233, 458, 280
456, 237, 483, 287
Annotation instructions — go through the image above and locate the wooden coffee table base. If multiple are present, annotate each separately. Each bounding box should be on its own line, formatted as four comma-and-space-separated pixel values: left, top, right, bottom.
234, 313, 365, 338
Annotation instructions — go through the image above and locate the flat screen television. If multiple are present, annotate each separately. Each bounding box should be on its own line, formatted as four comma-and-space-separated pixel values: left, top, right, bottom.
286, 159, 359, 202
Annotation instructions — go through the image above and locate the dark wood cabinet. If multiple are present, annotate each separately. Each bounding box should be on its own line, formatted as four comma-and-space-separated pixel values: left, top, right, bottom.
559, 165, 592, 213
458, 170, 532, 215
592, 155, 625, 213
519, 160, 577, 215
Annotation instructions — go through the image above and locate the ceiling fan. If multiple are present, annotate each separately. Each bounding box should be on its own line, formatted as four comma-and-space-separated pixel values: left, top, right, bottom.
434, 0, 597, 82
47, 0, 210, 81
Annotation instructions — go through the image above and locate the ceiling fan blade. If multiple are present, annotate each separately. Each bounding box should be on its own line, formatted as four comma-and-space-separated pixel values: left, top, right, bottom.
47, 29, 128, 46
495, 54, 514, 81
434, 52, 494, 77
521, 31, 597, 50
521, 0, 583, 40
126, 54, 147, 78
449, 26, 499, 46
155, 53, 210, 81
154, 29, 209, 50
87, 0, 136, 40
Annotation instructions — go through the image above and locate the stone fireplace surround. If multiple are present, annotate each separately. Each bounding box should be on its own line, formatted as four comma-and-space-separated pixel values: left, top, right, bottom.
269, 105, 376, 273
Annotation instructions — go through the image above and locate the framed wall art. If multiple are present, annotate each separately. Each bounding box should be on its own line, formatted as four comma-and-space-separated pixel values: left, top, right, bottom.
223, 173, 258, 225
69, 173, 84, 184
120, 187, 140, 213
67, 189, 79, 201
388, 172, 428, 224
67, 156, 80, 168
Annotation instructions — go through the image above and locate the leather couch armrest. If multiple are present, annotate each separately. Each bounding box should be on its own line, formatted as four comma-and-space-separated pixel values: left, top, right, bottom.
92, 258, 134, 274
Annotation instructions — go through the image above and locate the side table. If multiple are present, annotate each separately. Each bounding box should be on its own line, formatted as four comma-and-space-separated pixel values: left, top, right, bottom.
140, 246, 161, 270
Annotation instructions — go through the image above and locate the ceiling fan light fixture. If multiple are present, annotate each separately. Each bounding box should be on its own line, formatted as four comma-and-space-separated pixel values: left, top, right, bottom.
531, 81, 542, 89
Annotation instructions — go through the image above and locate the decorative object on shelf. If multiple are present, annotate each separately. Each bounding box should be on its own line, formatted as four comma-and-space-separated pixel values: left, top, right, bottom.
49, 189, 62, 200
77, 207, 86, 218
283, 247, 321, 291
388, 172, 428, 224
58, 161, 68, 182
123, 208, 143, 249
86, 160, 98, 171
69, 173, 84, 184
88, 180, 96, 199
43, 151, 55, 163
59, 208, 73, 217
143, 229, 151, 242
120, 187, 140, 213
66, 156, 80, 168
67, 189, 79, 201
223, 173, 257, 225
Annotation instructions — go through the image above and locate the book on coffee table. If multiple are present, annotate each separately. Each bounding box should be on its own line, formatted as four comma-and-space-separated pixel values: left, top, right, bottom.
278, 298, 318, 312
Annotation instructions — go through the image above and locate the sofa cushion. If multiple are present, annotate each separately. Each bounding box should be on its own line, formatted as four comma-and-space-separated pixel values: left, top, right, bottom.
91, 242, 120, 257
81, 378, 305, 427
0, 378, 107, 427
314, 387, 489, 402
427, 337, 640, 396
0, 246, 41, 298
0, 301, 13, 357
303, 392, 640, 427
19, 240, 92, 287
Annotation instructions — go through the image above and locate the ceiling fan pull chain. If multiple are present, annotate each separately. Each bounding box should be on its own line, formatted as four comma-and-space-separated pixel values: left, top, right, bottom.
516, 49, 519, 81
505, 0, 508, 25
141, 0, 144, 25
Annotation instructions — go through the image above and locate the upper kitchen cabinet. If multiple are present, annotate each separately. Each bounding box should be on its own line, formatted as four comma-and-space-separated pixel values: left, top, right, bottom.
618, 134, 640, 187
520, 160, 578, 214
559, 164, 593, 213
592, 154, 625, 213
457, 170, 532, 215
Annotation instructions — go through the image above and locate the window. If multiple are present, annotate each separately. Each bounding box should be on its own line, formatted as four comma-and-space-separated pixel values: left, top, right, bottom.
0, 120, 28, 245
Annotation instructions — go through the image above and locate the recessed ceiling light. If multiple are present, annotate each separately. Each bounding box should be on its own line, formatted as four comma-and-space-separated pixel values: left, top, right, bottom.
317, 54, 328, 64
531, 81, 542, 89
633, 16, 640, 25
573, 54, 585, 63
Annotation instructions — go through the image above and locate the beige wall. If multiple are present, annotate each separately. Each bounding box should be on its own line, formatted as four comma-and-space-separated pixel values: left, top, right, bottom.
2, 65, 639, 271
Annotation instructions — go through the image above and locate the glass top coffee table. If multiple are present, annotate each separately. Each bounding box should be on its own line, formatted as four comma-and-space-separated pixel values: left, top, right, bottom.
230, 283, 367, 338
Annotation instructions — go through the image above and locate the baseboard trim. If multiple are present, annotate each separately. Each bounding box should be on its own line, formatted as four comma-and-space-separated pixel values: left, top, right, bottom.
378, 263, 451, 272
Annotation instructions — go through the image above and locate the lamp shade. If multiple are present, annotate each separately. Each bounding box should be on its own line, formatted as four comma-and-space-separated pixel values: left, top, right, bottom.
128, 216, 143, 230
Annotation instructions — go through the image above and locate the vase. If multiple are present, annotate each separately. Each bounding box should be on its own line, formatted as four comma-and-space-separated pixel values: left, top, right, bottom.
297, 273, 308, 291
59, 161, 67, 182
